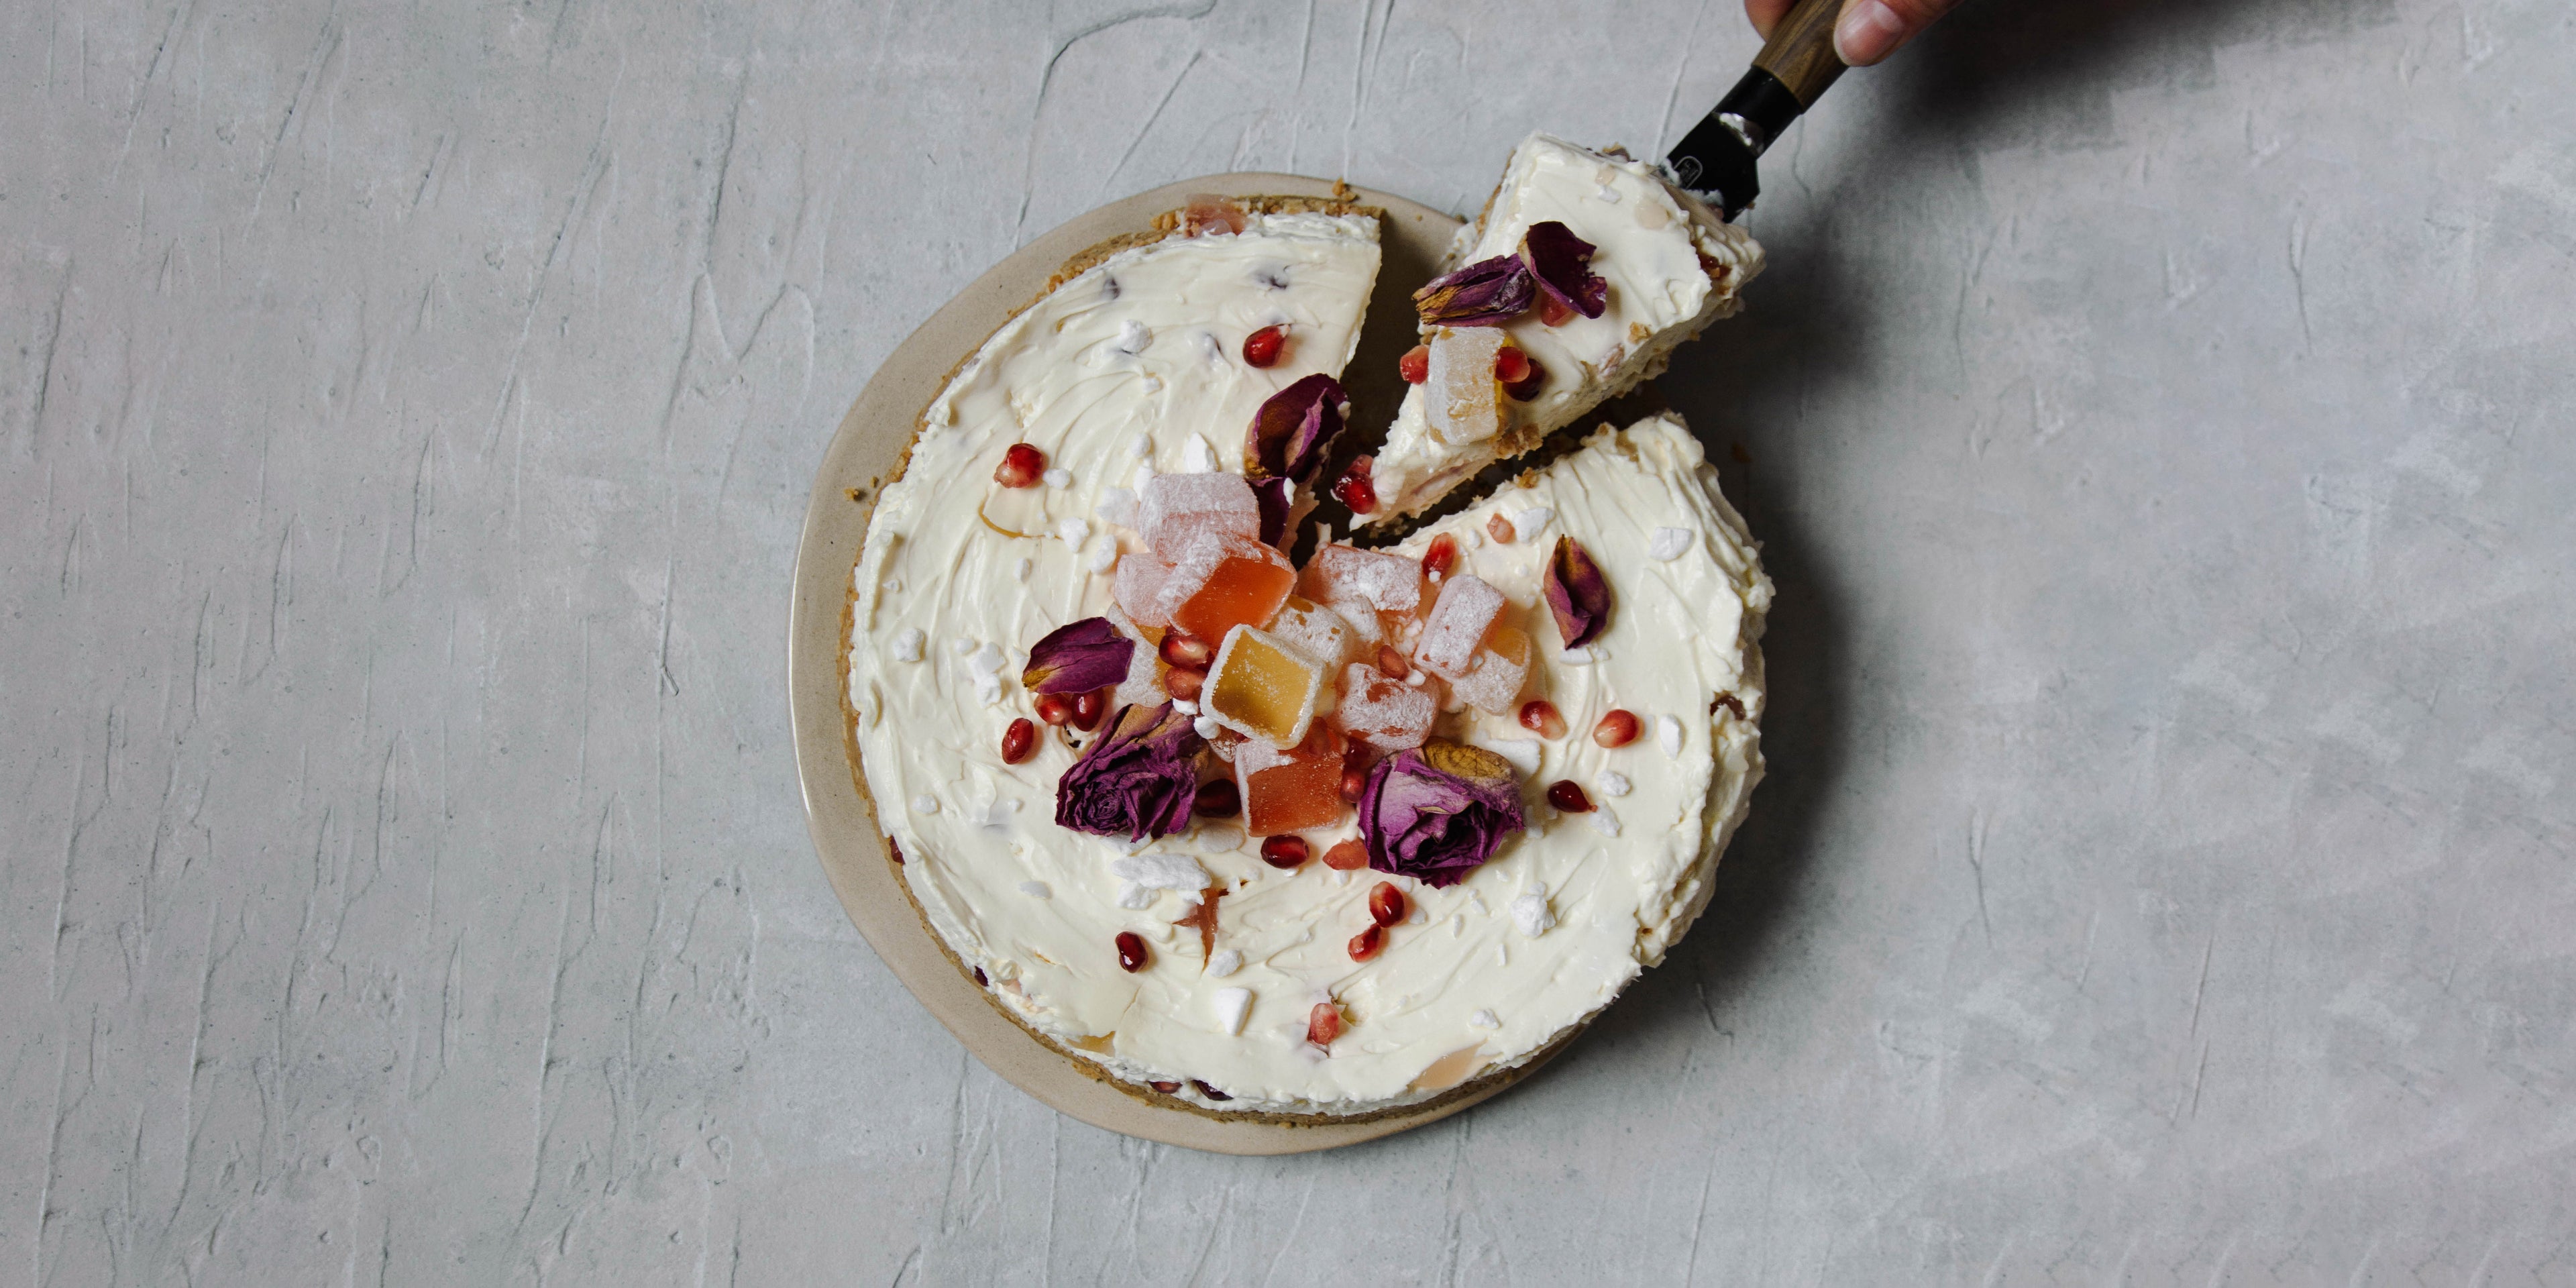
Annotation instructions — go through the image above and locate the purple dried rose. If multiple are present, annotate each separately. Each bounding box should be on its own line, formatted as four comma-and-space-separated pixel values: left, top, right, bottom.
1357, 740, 1526, 888
1245, 374, 1348, 484
1542, 537, 1612, 649
1412, 255, 1536, 327
1250, 476, 1291, 547
1519, 221, 1608, 319
1054, 702, 1206, 841
1022, 618, 1136, 694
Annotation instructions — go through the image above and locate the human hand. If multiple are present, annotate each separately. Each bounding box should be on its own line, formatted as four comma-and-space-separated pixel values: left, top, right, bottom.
1744, 0, 1964, 67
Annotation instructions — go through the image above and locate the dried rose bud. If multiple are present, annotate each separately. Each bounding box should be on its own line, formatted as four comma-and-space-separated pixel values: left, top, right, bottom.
1593, 710, 1640, 748
1412, 256, 1537, 326
1519, 220, 1607, 319
1354, 741, 1526, 888
1054, 702, 1205, 841
1245, 374, 1348, 484
1543, 537, 1612, 649
994, 443, 1045, 488
1024, 618, 1136, 694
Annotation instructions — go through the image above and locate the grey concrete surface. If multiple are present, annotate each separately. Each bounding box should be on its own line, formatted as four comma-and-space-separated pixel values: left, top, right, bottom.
5, 0, 2573, 1282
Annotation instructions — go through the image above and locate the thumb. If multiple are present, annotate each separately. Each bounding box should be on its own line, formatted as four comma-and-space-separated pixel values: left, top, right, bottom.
1832, 0, 1962, 66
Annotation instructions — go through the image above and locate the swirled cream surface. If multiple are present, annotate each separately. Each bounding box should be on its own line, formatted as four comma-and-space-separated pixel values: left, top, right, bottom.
1368, 134, 1766, 523
848, 206, 1768, 1114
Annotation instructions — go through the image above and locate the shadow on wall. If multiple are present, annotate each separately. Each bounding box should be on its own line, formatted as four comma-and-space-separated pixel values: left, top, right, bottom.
1550, 0, 2401, 1094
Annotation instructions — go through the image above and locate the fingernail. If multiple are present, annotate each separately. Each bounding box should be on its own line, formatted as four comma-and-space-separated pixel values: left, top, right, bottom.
1834, 0, 1907, 65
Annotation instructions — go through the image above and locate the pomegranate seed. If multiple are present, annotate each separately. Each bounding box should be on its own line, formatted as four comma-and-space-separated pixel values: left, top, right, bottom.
1519, 699, 1566, 739
1148, 1080, 1181, 1093
1307, 1002, 1342, 1045
1593, 709, 1641, 748
1332, 456, 1377, 515
1375, 645, 1409, 679
1422, 533, 1458, 578
1193, 777, 1240, 817
1323, 839, 1369, 871
1116, 931, 1148, 972
1259, 835, 1309, 869
1242, 325, 1287, 368
1035, 693, 1074, 726
1340, 767, 1367, 802
1159, 632, 1214, 669
1546, 780, 1594, 813
1001, 718, 1036, 763
994, 443, 1045, 488
1486, 512, 1516, 543
1368, 881, 1407, 927
1503, 356, 1548, 402
1191, 1079, 1233, 1101
1348, 924, 1384, 961
1163, 665, 1206, 702
1495, 345, 1531, 386
1072, 688, 1109, 731
1398, 344, 1431, 384
1538, 292, 1575, 326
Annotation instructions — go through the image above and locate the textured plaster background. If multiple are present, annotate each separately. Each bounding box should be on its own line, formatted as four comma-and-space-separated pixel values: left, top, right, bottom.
5, 0, 2575, 1282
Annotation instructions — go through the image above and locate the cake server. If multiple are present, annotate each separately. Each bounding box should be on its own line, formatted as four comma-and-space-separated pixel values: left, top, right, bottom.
1665, 0, 1854, 221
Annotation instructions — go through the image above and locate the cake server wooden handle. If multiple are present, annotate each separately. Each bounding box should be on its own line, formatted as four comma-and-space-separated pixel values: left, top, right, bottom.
1662, 0, 1856, 221
1753, 0, 1851, 108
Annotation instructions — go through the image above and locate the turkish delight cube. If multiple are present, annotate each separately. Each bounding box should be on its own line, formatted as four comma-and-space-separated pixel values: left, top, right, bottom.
1427, 326, 1507, 445
1112, 554, 1173, 629
1331, 663, 1437, 753
1267, 596, 1364, 669
1443, 625, 1531, 714
1136, 472, 1258, 557
1148, 508, 1260, 563
1235, 726, 1346, 836
1299, 543, 1423, 614
1413, 574, 1506, 678
1205, 626, 1327, 749
1159, 531, 1295, 645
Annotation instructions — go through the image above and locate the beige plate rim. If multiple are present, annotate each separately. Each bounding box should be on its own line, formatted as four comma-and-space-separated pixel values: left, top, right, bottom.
787, 174, 1565, 1155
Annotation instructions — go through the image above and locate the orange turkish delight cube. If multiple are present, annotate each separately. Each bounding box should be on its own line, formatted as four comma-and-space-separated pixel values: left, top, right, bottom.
1236, 726, 1347, 836
1161, 531, 1294, 645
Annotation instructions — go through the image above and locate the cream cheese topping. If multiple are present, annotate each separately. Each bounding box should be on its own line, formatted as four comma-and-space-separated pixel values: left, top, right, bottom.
847, 201, 1768, 1116
1368, 135, 1765, 523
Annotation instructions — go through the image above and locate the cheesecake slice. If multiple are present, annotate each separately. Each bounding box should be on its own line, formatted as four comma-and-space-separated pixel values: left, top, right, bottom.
1361, 134, 1764, 525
